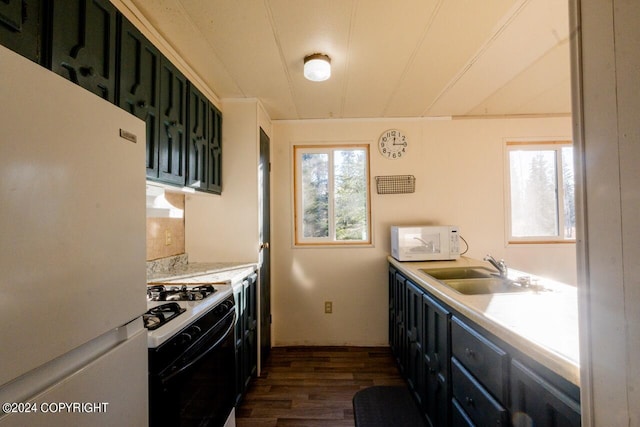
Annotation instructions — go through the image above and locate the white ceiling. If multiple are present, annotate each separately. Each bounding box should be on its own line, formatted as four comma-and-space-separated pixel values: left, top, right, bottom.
129, 0, 571, 120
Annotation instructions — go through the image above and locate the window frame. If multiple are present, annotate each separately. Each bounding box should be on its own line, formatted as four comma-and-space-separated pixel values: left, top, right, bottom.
504, 140, 575, 244
293, 144, 372, 247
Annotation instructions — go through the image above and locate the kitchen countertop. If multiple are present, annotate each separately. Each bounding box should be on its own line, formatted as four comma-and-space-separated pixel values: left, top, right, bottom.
389, 256, 580, 387
147, 261, 258, 285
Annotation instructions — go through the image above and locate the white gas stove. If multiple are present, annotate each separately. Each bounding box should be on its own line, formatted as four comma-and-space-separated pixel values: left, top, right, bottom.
144, 283, 233, 348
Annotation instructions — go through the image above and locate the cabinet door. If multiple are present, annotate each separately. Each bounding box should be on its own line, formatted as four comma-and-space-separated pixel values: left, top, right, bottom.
233, 283, 245, 405
50, 0, 117, 102
422, 293, 450, 427
243, 275, 257, 388
388, 265, 397, 353
118, 16, 160, 178
393, 272, 407, 374
158, 57, 187, 185
0, 0, 42, 63
245, 274, 258, 379
186, 83, 208, 189
405, 280, 424, 405
206, 104, 222, 193
511, 359, 581, 427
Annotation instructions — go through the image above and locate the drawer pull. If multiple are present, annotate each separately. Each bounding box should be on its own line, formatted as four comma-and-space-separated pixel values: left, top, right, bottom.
79, 66, 94, 77
465, 397, 475, 407
465, 347, 475, 358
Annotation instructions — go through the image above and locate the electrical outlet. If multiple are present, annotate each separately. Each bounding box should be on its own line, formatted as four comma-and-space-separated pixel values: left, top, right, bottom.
165, 229, 172, 246
324, 301, 333, 314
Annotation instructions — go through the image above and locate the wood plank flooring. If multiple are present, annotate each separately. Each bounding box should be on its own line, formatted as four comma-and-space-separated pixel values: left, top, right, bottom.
235, 346, 407, 427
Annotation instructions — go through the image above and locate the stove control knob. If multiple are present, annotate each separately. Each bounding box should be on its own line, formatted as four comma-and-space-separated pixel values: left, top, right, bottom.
188, 325, 201, 338
178, 332, 192, 346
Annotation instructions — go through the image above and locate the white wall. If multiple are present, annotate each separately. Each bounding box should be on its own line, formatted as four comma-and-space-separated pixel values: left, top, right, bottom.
185, 99, 270, 263
271, 116, 574, 346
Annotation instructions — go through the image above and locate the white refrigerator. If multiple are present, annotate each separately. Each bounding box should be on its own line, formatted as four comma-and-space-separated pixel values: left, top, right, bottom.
0, 46, 148, 426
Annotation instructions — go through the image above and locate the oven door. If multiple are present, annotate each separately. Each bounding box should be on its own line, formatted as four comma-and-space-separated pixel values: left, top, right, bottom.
149, 310, 236, 427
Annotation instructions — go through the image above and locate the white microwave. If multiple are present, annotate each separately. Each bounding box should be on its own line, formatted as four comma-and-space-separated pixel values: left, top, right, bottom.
391, 225, 460, 261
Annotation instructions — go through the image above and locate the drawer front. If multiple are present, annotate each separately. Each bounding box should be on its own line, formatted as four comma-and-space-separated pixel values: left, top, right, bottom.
451, 398, 474, 427
452, 357, 508, 427
451, 316, 508, 400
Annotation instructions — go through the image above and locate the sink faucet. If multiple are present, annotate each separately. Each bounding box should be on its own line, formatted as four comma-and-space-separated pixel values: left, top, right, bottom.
484, 255, 508, 278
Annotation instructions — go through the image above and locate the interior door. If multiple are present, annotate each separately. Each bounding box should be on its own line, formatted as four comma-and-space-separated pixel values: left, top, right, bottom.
259, 128, 271, 366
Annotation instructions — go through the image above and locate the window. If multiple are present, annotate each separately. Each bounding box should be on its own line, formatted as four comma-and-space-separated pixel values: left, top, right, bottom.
293, 145, 371, 245
506, 141, 575, 243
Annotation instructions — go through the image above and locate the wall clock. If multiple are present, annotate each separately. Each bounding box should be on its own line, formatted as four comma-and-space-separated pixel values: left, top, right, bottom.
378, 129, 408, 159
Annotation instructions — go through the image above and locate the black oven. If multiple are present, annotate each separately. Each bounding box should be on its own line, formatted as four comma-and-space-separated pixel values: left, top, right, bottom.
148, 294, 236, 427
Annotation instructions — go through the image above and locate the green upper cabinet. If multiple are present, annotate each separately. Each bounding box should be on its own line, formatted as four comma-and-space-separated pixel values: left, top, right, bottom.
0, 0, 43, 63
158, 57, 187, 185
187, 83, 223, 194
119, 17, 186, 186
0, 1, 221, 192
50, 0, 117, 102
118, 16, 160, 179
207, 104, 222, 194
187, 83, 208, 191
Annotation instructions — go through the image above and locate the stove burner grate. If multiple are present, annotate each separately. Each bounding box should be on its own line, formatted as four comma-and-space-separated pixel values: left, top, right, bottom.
143, 302, 186, 330
147, 284, 217, 302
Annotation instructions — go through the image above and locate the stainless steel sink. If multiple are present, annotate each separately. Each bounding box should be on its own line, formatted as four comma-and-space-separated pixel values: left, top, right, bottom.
419, 266, 495, 280
438, 277, 529, 295
419, 266, 532, 295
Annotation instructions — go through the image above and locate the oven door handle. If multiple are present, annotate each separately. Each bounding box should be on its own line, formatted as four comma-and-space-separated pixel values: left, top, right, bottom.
161, 311, 236, 384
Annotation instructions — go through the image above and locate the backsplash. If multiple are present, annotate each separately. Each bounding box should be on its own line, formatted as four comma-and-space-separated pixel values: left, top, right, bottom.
146, 192, 185, 261
146, 253, 189, 277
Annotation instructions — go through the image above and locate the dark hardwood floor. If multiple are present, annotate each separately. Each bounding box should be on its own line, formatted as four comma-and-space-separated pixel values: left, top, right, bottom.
235, 346, 406, 427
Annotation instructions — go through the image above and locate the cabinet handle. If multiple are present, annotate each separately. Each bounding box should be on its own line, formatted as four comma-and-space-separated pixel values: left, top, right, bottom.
169, 120, 177, 127
465, 397, 474, 407
138, 100, 147, 108
465, 347, 475, 359
79, 66, 94, 77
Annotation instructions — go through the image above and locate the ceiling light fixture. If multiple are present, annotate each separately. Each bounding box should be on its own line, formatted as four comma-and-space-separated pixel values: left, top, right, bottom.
303, 53, 331, 82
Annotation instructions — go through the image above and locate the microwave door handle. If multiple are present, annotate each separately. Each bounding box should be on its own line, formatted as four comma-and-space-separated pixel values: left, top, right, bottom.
413, 237, 429, 246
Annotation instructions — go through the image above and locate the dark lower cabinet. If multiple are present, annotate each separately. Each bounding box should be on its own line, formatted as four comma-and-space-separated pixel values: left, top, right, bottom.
390, 270, 407, 375
389, 265, 398, 361
0, 0, 43, 63
451, 316, 508, 402
511, 359, 581, 427
406, 280, 424, 405
388, 264, 581, 427
235, 273, 258, 405
451, 357, 508, 427
422, 293, 450, 427
50, 0, 117, 102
